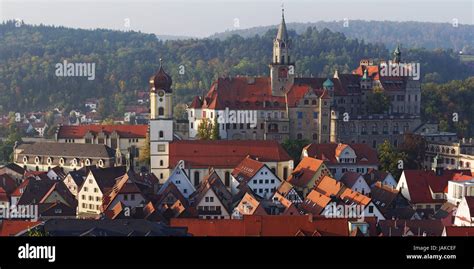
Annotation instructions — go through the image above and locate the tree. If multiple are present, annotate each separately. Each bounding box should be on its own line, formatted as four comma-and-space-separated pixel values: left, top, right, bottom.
377, 140, 406, 179
210, 117, 220, 140
366, 87, 390, 114
196, 118, 213, 140
399, 133, 426, 169
139, 133, 150, 167
281, 139, 309, 165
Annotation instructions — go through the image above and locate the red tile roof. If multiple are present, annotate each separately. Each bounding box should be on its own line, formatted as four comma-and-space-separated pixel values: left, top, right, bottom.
170, 215, 349, 236
314, 175, 344, 197
0, 174, 17, 195
304, 143, 378, 165
402, 170, 472, 204
57, 125, 147, 139
340, 171, 364, 188
444, 226, 474, 236
0, 220, 43, 236
231, 156, 265, 184
287, 157, 328, 188
0, 187, 8, 202
168, 140, 292, 169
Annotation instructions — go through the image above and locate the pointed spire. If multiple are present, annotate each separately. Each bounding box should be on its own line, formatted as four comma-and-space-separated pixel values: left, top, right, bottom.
276, 5, 288, 41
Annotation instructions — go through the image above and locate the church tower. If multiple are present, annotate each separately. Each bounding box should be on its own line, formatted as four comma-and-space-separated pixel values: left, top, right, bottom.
270, 8, 295, 96
149, 59, 174, 183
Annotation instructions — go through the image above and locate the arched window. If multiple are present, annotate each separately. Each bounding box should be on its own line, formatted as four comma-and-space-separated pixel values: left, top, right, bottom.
158, 107, 164, 116
159, 131, 164, 138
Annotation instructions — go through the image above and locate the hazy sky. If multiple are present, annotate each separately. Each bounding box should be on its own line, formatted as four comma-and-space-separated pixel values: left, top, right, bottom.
1, 0, 473, 37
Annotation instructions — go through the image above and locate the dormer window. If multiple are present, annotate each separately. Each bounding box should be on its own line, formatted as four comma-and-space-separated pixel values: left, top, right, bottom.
98, 159, 104, 167
47, 157, 53, 165
23, 156, 28, 164
85, 159, 91, 166
71, 158, 78, 167
35, 156, 41, 164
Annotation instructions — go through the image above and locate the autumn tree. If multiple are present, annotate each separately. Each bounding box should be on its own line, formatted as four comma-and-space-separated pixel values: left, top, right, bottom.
197, 118, 213, 140
377, 140, 406, 179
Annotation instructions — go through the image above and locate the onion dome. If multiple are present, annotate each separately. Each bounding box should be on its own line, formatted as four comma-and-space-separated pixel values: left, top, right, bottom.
150, 59, 172, 93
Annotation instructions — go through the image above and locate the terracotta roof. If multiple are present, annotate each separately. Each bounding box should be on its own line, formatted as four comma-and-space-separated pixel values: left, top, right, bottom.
275, 181, 296, 197
314, 176, 344, 197
1, 163, 25, 175
188, 96, 203, 109
402, 169, 472, 204
0, 187, 8, 202
168, 140, 291, 169
287, 157, 327, 188
231, 156, 265, 184
57, 125, 147, 139
0, 174, 17, 195
89, 166, 127, 193
378, 219, 444, 236
304, 143, 378, 165
190, 170, 233, 214
444, 226, 474, 236
370, 182, 399, 212
170, 215, 349, 236
39, 181, 77, 208
363, 169, 390, 186
102, 171, 142, 211
301, 189, 332, 215
339, 188, 371, 206
340, 171, 363, 188
0, 220, 43, 236
17, 179, 57, 205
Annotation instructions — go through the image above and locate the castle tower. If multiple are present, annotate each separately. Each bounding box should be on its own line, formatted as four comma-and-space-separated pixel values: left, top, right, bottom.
393, 44, 401, 64
149, 59, 174, 182
318, 80, 333, 144
270, 7, 295, 96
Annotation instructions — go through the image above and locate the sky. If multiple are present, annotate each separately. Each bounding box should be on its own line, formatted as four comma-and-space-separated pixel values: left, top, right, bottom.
1, 0, 473, 37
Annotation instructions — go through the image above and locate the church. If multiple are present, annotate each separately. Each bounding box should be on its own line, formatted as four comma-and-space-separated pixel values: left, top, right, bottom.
186, 9, 422, 148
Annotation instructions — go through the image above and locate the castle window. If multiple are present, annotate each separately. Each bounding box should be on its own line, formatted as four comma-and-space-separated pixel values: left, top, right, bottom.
158, 107, 164, 116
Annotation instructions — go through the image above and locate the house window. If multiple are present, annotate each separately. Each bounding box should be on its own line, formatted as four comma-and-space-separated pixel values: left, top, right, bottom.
159, 131, 164, 138
225, 172, 230, 187
194, 171, 200, 186
368, 205, 374, 214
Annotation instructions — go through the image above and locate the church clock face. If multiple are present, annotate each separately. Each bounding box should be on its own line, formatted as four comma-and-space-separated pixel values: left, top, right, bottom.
278, 67, 288, 78
158, 90, 165, 97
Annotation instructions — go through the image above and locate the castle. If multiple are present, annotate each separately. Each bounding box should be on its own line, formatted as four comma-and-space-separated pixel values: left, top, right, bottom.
186, 9, 422, 148
148, 9, 422, 182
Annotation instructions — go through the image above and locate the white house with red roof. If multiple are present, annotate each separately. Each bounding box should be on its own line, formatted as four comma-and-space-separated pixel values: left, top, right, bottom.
302, 143, 378, 180
397, 168, 472, 210
340, 171, 371, 195
231, 156, 282, 199
158, 160, 195, 199
454, 196, 474, 226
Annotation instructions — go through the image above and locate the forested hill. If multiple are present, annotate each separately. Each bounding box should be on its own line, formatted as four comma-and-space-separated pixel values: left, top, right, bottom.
0, 21, 472, 119
210, 20, 474, 52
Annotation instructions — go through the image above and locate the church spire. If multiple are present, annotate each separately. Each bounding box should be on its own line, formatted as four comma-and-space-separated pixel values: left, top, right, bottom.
276, 6, 288, 41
